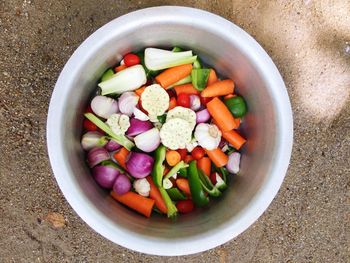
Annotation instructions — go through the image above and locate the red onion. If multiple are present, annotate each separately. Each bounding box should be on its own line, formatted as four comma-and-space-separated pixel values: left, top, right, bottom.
190, 95, 201, 111
113, 173, 131, 195
87, 147, 110, 168
196, 109, 211, 123
134, 128, 160, 152
126, 152, 154, 178
126, 118, 153, 137
92, 165, 120, 189
226, 152, 241, 174
81, 131, 107, 151
105, 139, 121, 151
118, 92, 139, 116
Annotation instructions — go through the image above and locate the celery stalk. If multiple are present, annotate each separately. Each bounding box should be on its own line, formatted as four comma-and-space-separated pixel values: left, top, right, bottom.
158, 186, 178, 218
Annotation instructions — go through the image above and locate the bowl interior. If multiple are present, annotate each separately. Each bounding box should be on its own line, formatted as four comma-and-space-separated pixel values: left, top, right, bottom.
49, 7, 291, 255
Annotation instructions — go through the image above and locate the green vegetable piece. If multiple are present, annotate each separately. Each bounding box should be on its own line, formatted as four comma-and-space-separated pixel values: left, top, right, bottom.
172, 47, 183, 52
191, 68, 210, 91
84, 113, 134, 150
188, 160, 209, 207
151, 145, 166, 187
198, 169, 222, 197
164, 161, 189, 179
167, 75, 192, 88
159, 186, 178, 218
157, 114, 167, 124
213, 165, 228, 191
166, 188, 187, 201
193, 59, 202, 69
101, 69, 115, 82
224, 96, 247, 118
178, 167, 188, 178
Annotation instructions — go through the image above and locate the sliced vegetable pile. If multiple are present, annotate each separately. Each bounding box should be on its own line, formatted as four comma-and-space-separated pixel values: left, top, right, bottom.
81, 47, 247, 218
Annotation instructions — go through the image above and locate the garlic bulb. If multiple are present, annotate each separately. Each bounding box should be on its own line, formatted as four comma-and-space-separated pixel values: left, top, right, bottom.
194, 123, 222, 150
133, 178, 150, 197
91, 95, 119, 119
118, 92, 139, 116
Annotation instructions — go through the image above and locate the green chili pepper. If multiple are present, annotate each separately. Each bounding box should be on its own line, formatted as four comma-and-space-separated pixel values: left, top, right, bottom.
101, 68, 114, 82
166, 188, 187, 201
151, 145, 166, 187
164, 161, 189, 179
178, 167, 188, 178
157, 114, 167, 124
224, 96, 247, 118
191, 69, 211, 91
188, 160, 209, 207
212, 165, 228, 191
197, 169, 222, 197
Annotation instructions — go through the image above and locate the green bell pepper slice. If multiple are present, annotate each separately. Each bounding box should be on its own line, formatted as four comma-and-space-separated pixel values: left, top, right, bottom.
164, 161, 188, 179
188, 160, 209, 207
178, 167, 188, 178
197, 169, 222, 197
151, 145, 166, 187
191, 68, 211, 91
224, 96, 247, 118
166, 188, 187, 201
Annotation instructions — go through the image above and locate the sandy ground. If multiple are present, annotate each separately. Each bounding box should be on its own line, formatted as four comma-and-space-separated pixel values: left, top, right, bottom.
0, 0, 349, 262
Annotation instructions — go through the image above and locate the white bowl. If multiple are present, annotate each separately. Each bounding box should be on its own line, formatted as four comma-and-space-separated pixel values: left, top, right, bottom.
47, 6, 293, 256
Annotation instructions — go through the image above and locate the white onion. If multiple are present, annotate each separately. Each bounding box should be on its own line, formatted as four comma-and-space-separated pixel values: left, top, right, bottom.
118, 92, 139, 116
91, 95, 119, 119
133, 107, 149, 121
134, 128, 160, 152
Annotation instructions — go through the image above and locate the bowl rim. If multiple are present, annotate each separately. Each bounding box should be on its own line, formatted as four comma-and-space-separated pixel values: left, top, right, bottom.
47, 6, 293, 256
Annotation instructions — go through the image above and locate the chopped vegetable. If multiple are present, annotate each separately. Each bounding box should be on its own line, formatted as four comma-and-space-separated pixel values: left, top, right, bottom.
123, 53, 141, 67
91, 95, 119, 119
176, 178, 191, 196
92, 165, 120, 189
155, 64, 193, 88
113, 147, 130, 170
201, 79, 234, 97
104, 139, 121, 152
99, 65, 147, 95
134, 128, 160, 152
111, 191, 155, 218
113, 173, 132, 195
166, 188, 187, 201
168, 97, 177, 110
174, 83, 200, 96
224, 96, 247, 118
184, 155, 194, 164
188, 160, 209, 207
206, 97, 238, 132
162, 178, 173, 189
195, 108, 211, 124
176, 200, 194, 213
194, 123, 222, 150
118, 92, 139, 116
197, 156, 211, 176
191, 69, 210, 91
177, 93, 191, 108
171, 46, 183, 52
189, 95, 201, 111
87, 147, 110, 168
101, 69, 114, 82
197, 169, 221, 197
83, 118, 98, 131
160, 118, 192, 150
206, 69, 218, 86
114, 64, 127, 72
141, 84, 170, 118
81, 131, 107, 151
151, 145, 166, 187
158, 186, 178, 218
193, 59, 202, 69
166, 106, 197, 130
106, 113, 130, 135
185, 137, 198, 152
178, 167, 188, 178
133, 107, 149, 121
126, 152, 154, 178
135, 86, 146, 96
164, 161, 188, 179
226, 152, 241, 174
133, 178, 150, 197
146, 176, 168, 214
126, 118, 153, 137
166, 150, 181, 166
145, 48, 197, 71
205, 148, 228, 167
222, 129, 246, 150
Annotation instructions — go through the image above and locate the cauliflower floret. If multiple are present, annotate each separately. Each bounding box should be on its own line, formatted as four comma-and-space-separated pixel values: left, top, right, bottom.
185, 137, 199, 152
133, 178, 150, 197
106, 113, 130, 135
